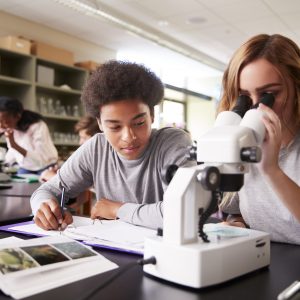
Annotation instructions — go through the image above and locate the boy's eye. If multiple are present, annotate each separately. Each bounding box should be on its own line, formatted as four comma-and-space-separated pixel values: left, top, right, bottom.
108, 125, 121, 131
134, 121, 145, 126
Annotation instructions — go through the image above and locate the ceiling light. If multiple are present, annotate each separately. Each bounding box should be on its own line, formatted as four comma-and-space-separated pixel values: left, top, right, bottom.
186, 16, 206, 24
157, 20, 169, 27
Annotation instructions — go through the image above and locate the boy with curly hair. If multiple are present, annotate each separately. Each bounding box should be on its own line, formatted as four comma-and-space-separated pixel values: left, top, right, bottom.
31, 60, 195, 230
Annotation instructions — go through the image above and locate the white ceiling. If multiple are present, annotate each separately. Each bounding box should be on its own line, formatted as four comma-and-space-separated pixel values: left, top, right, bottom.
1, 0, 300, 77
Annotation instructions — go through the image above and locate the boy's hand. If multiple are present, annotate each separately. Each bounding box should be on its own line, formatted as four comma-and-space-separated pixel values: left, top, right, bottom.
91, 198, 123, 220
34, 199, 73, 230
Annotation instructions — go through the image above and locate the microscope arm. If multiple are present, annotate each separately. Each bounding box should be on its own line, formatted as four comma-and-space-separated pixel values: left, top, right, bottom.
163, 165, 221, 245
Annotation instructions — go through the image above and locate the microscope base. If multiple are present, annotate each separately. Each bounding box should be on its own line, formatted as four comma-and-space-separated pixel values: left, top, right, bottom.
143, 226, 270, 288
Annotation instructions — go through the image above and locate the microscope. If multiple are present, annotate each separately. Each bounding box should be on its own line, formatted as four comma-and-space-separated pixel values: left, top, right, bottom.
143, 94, 273, 288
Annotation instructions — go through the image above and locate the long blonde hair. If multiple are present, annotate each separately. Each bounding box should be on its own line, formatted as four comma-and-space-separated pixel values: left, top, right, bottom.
218, 34, 300, 128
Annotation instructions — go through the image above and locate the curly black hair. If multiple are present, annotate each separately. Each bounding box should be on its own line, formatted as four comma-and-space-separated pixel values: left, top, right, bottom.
0, 96, 43, 131
81, 60, 164, 118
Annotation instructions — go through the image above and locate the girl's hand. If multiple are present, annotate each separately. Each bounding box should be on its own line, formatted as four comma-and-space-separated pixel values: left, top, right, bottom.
258, 103, 282, 174
4, 128, 27, 157
4, 128, 16, 147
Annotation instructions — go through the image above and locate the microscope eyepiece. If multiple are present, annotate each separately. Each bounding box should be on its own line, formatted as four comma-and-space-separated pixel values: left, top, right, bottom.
231, 95, 252, 118
252, 92, 275, 109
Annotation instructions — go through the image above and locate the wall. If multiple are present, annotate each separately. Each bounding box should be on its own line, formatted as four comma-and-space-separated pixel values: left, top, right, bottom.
164, 88, 186, 102
0, 11, 219, 139
187, 75, 222, 99
186, 95, 216, 142
164, 86, 218, 141
0, 11, 116, 62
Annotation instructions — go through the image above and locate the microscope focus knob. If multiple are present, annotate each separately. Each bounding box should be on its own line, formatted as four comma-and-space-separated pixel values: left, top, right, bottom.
240, 146, 262, 162
198, 166, 220, 191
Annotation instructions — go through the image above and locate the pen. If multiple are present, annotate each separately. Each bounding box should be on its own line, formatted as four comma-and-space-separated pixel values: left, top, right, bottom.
278, 281, 300, 300
59, 187, 66, 234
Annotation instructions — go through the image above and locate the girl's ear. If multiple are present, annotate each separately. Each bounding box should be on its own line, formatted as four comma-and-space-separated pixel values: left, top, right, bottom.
15, 113, 22, 122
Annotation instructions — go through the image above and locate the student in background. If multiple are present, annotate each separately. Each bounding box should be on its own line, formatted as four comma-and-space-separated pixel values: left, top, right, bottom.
75, 115, 102, 145
40, 115, 101, 181
0, 96, 58, 175
219, 34, 300, 245
31, 60, 196, 231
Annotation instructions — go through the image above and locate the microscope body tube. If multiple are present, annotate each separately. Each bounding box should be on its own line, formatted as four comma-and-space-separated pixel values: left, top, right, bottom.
240, 109, 266, 145
214, 111, 242, 127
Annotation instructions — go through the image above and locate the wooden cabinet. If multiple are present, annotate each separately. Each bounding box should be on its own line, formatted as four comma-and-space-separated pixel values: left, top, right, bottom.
0, 49, 34, 109
0, 48, 88, 156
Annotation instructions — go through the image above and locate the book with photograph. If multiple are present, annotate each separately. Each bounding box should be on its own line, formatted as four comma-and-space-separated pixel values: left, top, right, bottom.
0, 236, 118, 299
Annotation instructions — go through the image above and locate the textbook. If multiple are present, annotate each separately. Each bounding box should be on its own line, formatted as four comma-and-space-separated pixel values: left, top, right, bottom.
0, 235, 118, 299
1, 216, 158, 255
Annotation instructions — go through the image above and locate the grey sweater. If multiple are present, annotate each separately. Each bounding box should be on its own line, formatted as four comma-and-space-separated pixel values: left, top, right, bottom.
221, 130, 300, 245
31, 127, 196, 229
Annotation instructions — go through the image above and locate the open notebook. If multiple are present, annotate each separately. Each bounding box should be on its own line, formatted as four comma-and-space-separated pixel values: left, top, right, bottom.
1, 216, 158, 255
0, 235, 117, 299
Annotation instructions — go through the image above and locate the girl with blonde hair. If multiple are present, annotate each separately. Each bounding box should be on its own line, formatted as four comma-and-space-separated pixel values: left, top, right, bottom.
219, 34, 300, 244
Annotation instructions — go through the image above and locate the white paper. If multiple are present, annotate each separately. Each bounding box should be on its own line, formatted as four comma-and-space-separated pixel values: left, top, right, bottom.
67, 219, 156, 244
0, 237, 23, 245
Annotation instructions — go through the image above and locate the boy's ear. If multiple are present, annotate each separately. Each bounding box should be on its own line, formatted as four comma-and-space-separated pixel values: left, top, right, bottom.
97, 118, 103, 131
150, 108, 154, 123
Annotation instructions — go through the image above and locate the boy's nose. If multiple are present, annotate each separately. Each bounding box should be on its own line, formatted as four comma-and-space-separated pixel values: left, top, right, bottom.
122, 127, 136, 142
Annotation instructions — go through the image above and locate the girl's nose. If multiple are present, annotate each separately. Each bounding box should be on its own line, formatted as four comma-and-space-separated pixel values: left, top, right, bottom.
250, 95, 260, 108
